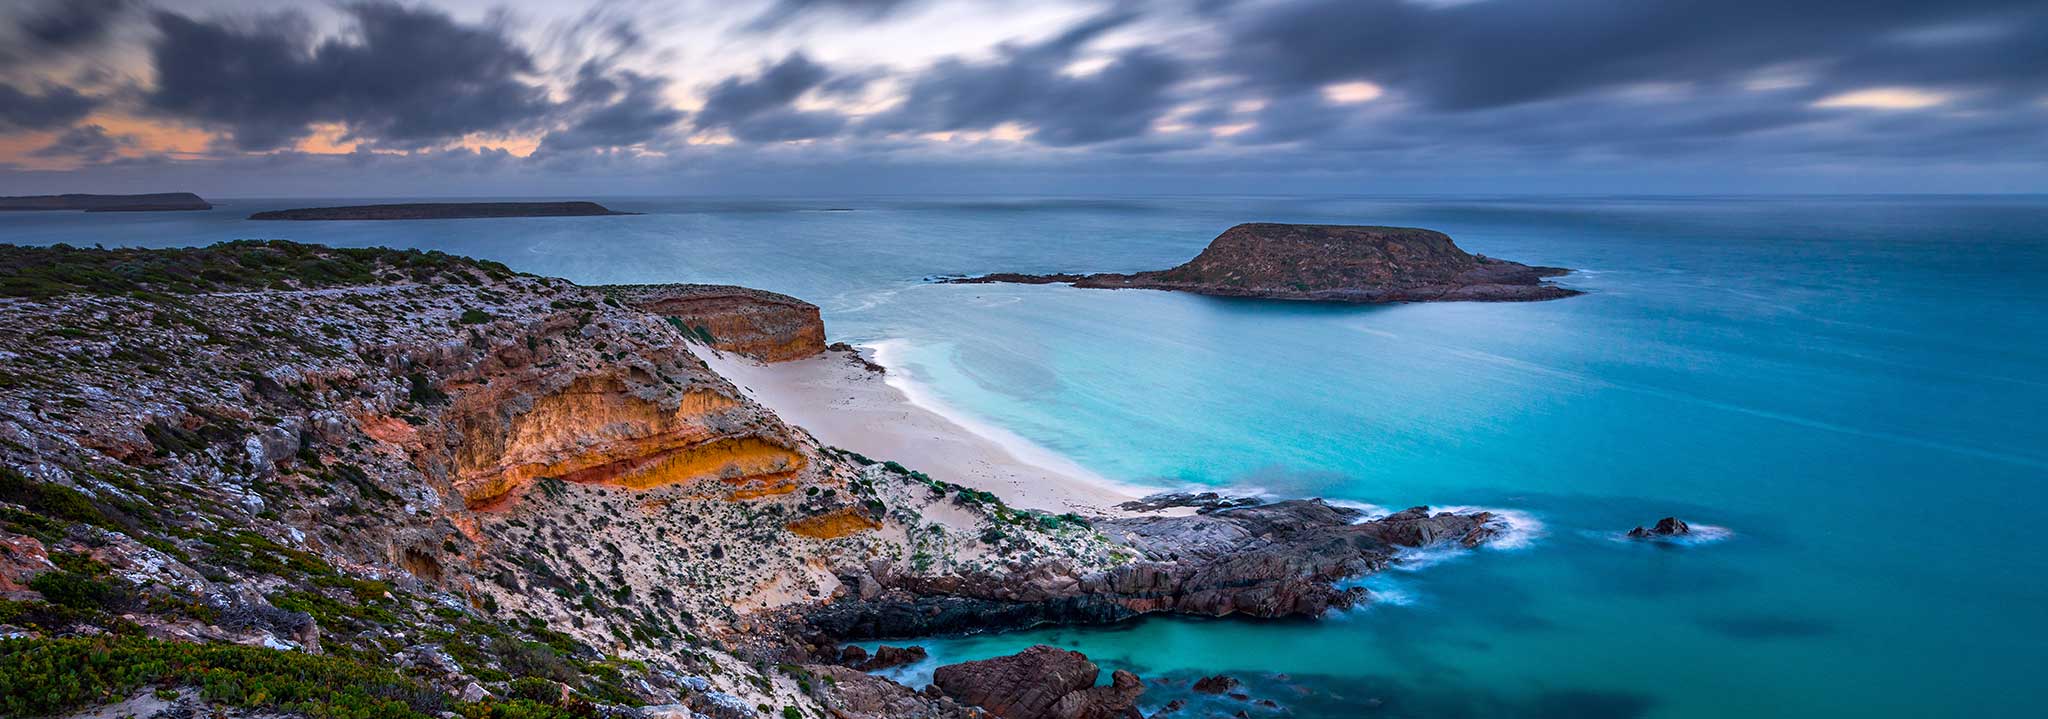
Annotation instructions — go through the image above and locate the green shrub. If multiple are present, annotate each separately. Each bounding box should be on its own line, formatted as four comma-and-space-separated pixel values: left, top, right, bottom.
0, 241, 521, 299
0, 636, 589, 719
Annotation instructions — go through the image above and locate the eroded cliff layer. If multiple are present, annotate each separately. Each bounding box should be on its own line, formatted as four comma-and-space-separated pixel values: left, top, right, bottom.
606, 283, 828, 362
952, 222, 1580, 303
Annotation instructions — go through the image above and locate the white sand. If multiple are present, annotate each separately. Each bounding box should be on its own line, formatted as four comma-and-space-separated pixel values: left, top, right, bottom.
691, 343, 1145, 516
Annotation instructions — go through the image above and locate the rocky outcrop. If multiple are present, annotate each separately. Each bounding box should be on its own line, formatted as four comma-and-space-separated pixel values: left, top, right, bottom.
0, 192, 211, 212
0, 530, 52, 597
444, 372, 806, 509
806, 664, 970, 719
788, 505, 884, 539
951, 223, 1577, 303
1191, 675, 1238, 695
608, 284, 828, 363
248, 201, 633, 220
844, 644, 927, 671
1115, 491, 1261, 513
932, 645, 1143, 719
1628, 517, 1692, 539
802, 501, 1507, 638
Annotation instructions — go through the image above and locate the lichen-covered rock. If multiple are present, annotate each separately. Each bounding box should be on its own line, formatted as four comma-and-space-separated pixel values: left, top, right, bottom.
0, 530, 52, 597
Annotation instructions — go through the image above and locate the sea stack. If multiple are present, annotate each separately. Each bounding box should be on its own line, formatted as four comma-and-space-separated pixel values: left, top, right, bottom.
950, 222, 1579, 303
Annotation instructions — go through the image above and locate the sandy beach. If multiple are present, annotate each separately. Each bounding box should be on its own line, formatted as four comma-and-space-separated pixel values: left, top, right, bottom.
690, 343, 1146, 516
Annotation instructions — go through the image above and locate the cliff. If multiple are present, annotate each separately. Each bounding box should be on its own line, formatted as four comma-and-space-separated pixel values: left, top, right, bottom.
605, 284, 828, 363
953, 222, 1579, 303
248, 201, 633, 220
0, 192, 211, 212
0, 240, 1520, 719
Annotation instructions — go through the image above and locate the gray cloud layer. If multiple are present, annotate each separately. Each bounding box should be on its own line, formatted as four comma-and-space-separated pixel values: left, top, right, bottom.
2, 0, 2044, 192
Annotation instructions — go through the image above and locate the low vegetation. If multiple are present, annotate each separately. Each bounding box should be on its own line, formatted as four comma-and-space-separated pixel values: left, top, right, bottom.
0, 240, 520, 299
0, 636, 595, 719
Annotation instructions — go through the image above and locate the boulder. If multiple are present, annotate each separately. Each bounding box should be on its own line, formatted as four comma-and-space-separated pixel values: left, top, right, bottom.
1191, 675, 1238, 695
859, 644, 928, 671
931, 645, 1142, 719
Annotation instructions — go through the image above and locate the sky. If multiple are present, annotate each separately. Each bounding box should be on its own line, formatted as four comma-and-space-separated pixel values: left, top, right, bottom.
0, 0, 2044, 197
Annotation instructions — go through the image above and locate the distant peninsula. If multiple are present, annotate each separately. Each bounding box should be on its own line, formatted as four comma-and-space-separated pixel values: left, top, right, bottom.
949, 222, 1581, 303
0, 192, 211, 212
248, 201, 635, 221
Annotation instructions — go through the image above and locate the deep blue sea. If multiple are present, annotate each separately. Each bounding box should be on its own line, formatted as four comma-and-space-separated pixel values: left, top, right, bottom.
6, 195, 2044, 718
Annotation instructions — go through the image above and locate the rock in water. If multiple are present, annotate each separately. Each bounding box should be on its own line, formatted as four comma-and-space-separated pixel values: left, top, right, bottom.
859, 644, 928, 671
1628, 517, 1693, 539
949, 223, 1579, 303
1191, 675, 1240, 694
931, 645, 1144, 719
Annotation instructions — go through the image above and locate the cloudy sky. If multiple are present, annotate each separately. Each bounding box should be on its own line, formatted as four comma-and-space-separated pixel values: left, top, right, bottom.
1, 0, 2044, 196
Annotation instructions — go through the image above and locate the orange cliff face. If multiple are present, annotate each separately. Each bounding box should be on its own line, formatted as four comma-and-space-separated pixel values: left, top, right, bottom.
443, 373, 809, 509
604, 284, 827, 363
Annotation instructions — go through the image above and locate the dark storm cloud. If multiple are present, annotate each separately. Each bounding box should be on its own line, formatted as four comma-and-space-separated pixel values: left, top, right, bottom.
696, 54, 831, 127
1223, 0, 2048, 111
31, 124, 136, 163
872, 10, 1185, 146
12, 0, 130, 52
0, 83, 97, 130
145, 2, 554, 150
748, 0, 919, 30
693, 54, 849, 141
539, 65, 686, 152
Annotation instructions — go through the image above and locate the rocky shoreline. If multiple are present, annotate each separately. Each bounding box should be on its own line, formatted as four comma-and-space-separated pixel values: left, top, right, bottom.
0, 240, 1528, 719
795, 501, 1503, 640
949, 222, 1580, 303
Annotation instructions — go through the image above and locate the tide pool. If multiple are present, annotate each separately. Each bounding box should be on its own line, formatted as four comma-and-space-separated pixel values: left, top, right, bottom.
7, 194, 2043, 717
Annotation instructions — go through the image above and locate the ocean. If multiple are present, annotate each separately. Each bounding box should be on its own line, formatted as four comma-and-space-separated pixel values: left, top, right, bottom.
6, 194, 2043, 718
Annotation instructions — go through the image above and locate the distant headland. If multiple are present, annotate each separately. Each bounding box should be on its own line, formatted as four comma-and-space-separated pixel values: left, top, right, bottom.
949, 222, 1580, 303
0, 192, 211, 212
248, 201, 635, 221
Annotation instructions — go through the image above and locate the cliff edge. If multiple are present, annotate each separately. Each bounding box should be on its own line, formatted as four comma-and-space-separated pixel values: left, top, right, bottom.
952, 222, 1579, 303
605, 283, 828, 363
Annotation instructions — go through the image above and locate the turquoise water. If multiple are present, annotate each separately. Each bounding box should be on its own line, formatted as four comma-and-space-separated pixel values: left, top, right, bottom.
7, 195, 2044, 717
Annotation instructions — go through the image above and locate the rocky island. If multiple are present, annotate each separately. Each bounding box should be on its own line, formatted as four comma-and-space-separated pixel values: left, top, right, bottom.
248, 201, 634, 221
0, 192, 212, 212
952, 222, 1580, 303
0, 241, 1518, 719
